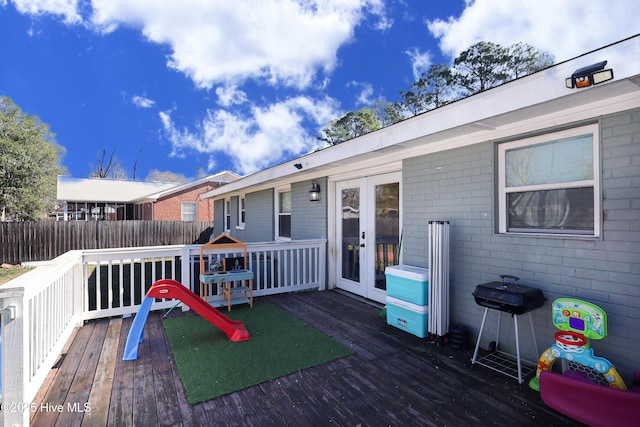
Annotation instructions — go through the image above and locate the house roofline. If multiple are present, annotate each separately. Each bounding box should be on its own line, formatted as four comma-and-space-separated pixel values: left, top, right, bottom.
133, 170, 241, 202
201, 35, 640, 200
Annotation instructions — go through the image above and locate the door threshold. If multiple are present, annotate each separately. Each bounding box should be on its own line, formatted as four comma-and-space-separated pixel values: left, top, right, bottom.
333, 289, 384, 309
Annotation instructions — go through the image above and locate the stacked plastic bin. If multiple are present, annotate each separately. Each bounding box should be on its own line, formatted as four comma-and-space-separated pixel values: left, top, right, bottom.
384, 265, 429, 338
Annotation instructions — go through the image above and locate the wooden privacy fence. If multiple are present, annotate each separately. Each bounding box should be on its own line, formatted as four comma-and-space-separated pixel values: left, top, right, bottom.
0, 221, 214, 264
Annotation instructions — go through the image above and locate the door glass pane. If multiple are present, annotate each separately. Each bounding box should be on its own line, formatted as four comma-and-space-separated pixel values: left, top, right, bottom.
374, 183, 399, 291
341, 187, 360, 282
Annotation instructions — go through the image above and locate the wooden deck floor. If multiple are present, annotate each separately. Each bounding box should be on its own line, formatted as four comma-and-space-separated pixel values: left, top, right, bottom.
30, 290, 581, 426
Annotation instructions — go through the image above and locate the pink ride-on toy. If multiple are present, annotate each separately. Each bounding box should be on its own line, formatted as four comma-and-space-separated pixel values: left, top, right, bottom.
529, 298, 640, 427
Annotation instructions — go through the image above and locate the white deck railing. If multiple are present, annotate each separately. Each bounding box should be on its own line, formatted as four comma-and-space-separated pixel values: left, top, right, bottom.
0, 239, 326, 427
0, 250, 84, 427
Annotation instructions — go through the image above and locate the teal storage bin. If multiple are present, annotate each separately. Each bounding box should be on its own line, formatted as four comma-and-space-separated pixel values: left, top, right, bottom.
385, 265, 429, 305
386, 296, 429, 338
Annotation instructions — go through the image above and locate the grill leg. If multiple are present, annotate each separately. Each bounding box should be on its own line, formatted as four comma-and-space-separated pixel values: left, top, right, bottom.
496, 311, 502, 352
471, 307, 490, 365
528, 312, 540, 356
514, 314, 523, 384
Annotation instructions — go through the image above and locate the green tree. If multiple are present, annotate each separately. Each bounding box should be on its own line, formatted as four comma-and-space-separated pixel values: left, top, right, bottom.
0, 96, 66, 220
318, 107, 382, 145
373, 100, 405, 127
399, 63, 454, 117
506, 42, 554, 79
453, 41, 511, 95
319, 41, 553, 144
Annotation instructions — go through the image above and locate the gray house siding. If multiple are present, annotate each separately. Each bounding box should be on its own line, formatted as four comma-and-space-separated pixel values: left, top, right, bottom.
291, 178, 328, 240
214, 189, 275, 242
213, 180, 328, 243
401, 107, 640, 379
243, 189, 275, 242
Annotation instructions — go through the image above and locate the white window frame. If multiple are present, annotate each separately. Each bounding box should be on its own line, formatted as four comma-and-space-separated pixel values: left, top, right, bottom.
236, 194, 246, 229
224, 198, 231, 233
275, 185, 291, 241
181, 202, 197, 222
498, 124, 600, 237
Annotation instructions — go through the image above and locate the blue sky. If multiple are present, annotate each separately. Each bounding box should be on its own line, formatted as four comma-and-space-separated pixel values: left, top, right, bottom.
1, 0, 638, 181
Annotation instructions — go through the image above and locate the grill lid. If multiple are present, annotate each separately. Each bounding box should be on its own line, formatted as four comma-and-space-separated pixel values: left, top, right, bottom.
473, 275, 546, 314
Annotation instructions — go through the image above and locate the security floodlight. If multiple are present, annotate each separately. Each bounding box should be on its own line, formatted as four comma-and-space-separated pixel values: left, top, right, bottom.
566, 60, 613, 89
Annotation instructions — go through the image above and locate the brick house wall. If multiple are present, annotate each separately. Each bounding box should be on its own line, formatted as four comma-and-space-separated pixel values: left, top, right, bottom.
153, 182, 220, 221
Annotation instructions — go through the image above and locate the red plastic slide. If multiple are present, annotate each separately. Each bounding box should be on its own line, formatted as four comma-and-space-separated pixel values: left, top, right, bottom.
148, 279, 250, 342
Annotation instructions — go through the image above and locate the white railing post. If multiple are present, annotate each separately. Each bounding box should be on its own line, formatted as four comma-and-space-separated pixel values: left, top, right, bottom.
180, 246, 193, 312
74, 254, 84, 327
318, 243, 327, 291
181, 246, 192, 291
2, 294, 30, 427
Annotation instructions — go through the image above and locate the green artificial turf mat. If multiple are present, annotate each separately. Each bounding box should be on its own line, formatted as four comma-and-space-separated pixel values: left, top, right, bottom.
163, 302, 354, 404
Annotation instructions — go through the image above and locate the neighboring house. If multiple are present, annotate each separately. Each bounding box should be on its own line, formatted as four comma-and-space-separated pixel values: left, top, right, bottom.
132, 171, 240, 221
54, 177, 178, 220
54, 171, 239, 221
201, 36, 640, 379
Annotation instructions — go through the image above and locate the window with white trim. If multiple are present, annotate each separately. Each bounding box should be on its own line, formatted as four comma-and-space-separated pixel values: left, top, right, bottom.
224, 198, 231, 232
275, 187, 291, 240
181, 202, 197, 221
237, 195, 245, 228
498, 124, 600, 236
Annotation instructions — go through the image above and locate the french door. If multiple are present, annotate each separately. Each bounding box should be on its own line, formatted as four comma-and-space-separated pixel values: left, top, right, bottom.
335, 173, 401, 303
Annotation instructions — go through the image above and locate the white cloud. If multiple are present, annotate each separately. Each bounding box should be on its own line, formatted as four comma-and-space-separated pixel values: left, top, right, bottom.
159, 110, 202, 160
348, 81, 375, 106
405, 47, 431, 80
161, 96, 340, 175
89, 0, 388, 90
215, 85, 248, 107
427, 0, 640, 63
131, 95, 155, 109
9, 0, 81, 24
8, 0, 388, 90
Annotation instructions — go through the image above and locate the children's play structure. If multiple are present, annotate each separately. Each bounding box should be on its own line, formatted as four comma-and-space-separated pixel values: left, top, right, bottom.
123, 279, 250, 361
529, 297, 639, 426
199, 233, 254, 311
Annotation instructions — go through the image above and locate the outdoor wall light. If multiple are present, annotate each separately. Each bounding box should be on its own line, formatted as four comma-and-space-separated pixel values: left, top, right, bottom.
309, 180, 321, 202
5, 305, 16, 320
566, 60, 613, 89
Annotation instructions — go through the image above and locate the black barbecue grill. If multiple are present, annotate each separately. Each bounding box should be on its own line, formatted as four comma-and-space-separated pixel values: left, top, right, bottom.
472, 275, 545, 314
471, 275, 546, 384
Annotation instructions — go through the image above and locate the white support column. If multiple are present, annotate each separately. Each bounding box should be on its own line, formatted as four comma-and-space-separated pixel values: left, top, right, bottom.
2, 295, 30, 427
